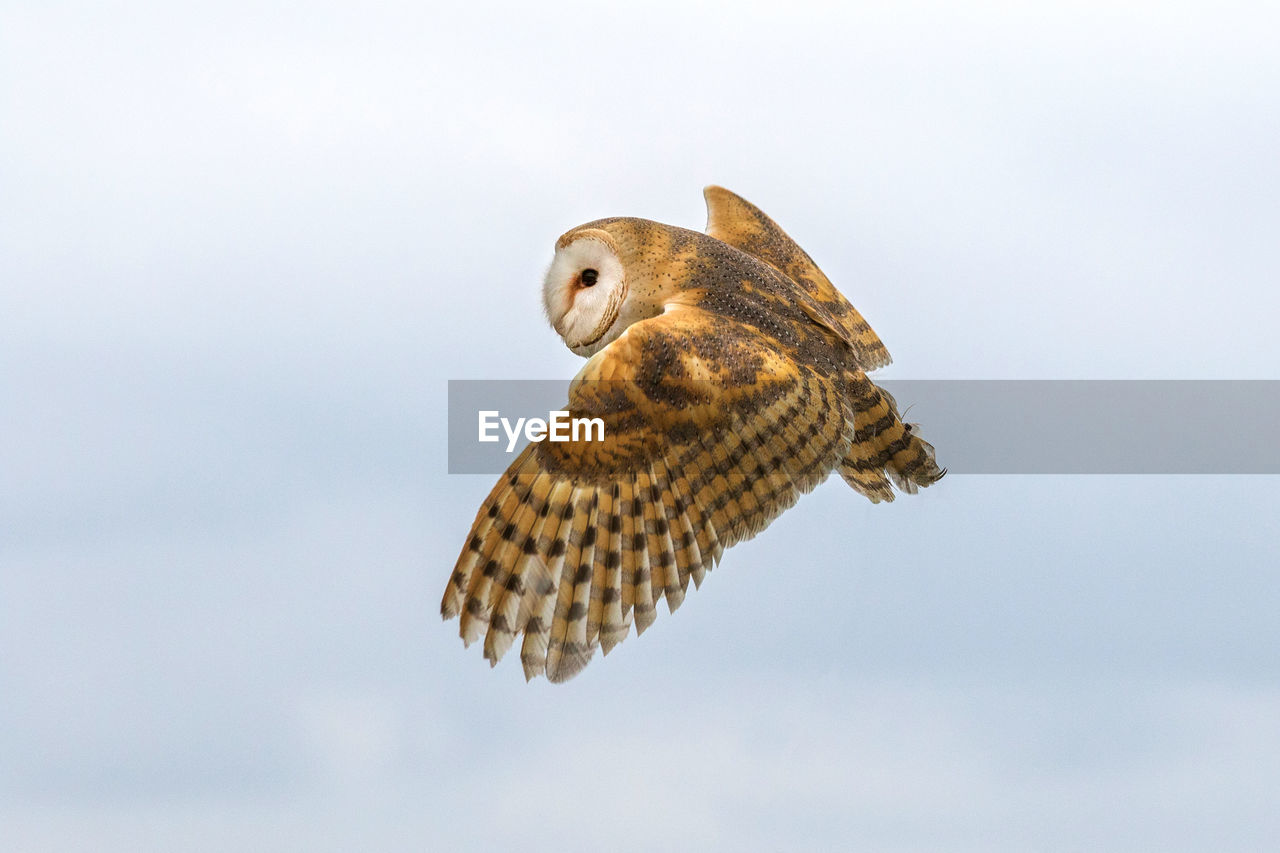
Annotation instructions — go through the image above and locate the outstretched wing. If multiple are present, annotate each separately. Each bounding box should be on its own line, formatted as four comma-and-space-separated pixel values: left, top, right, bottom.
703, 185, 893, 371
441, 304, 853, 682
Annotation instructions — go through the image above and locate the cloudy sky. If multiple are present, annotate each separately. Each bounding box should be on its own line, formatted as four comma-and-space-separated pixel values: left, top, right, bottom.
3, 1, 1278, 850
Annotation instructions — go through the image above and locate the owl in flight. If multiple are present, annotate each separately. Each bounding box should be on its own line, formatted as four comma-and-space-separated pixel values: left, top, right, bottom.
443, 187, 943, 682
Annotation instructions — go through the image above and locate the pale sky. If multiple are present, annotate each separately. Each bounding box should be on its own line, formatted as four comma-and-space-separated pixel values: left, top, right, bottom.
3, 2, 1278, 850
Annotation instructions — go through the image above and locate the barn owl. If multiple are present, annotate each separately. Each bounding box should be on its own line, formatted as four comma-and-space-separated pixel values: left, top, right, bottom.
442, 186, 943, 682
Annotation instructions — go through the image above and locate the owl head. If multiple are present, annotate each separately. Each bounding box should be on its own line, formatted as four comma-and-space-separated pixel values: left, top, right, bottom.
542, 218, 695, 357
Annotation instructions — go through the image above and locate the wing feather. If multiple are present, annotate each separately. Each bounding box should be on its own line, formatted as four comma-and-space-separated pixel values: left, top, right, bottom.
596, 483, 627, 655
617, 479, 638, 622
629, 467, 658, 636
458, 462, 539, 646
444, 303, 860, 681
482, 475, 568, 665
648, 456, 689, 610
651, 448, 705, 591
703, 185, 892, 371
670, 442, 721, 587
443, 448, 536, 620
642, 461, 683, 612
517, 486, 576, 680
545, 489, 598, 682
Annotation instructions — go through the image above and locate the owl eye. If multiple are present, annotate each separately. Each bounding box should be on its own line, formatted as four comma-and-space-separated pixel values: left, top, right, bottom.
580, 268, 599, 287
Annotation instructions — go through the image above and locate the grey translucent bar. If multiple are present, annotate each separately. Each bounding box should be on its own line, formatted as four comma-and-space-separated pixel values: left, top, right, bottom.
448, 380, 1280, 475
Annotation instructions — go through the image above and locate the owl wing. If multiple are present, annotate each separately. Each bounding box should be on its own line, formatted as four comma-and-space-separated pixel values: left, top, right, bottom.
703, 185, 893, 370
441, 303, 853, 682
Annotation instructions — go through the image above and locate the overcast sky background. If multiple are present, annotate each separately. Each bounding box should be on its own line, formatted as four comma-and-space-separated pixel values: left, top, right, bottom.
3, 2, 1278, 850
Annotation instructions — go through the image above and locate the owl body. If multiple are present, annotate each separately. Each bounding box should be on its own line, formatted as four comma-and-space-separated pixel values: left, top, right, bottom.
443, 187, 943, 682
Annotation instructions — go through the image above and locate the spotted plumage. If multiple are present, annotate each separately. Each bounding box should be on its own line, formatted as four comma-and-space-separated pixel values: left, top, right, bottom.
442, 186, 944, 682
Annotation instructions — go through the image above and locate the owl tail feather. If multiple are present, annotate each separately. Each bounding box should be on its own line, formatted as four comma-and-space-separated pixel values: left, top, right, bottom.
838, 375, 946, 504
